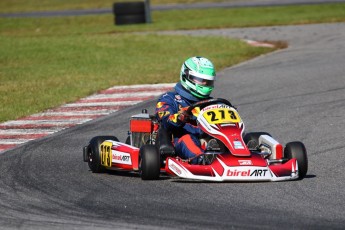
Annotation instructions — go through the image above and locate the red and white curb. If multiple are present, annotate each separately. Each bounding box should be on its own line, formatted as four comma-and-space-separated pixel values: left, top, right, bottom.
0, 83, 175, 153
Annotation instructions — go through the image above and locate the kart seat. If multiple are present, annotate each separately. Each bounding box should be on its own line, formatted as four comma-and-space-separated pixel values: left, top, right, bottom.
156, 127, 175, 156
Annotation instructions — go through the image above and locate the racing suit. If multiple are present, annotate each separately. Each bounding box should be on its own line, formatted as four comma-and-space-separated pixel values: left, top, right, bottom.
155, 83, 207, 164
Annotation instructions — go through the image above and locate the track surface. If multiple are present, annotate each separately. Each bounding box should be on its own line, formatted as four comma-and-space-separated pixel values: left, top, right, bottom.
1, 23, 345, 229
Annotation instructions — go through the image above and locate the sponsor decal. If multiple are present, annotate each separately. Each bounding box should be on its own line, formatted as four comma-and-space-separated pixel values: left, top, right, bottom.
175, 95, 181, 100
234, 141, 245, 149
156, 106, 168, 112
250, 169, 268, 177
238, 160, 253, 166
169, 114, 179, 123
113, 155, 130, 161
226, 169, 268, 177
201, 104, 231, 112
158, 111, 170, 118
227, 169, 250, 177
156, 102, 166, 109
217, 104, 232, 109
178, 105, 188, 111
112, 150, 132, 165
169, 163, 182, 175
174, 95, 183, 103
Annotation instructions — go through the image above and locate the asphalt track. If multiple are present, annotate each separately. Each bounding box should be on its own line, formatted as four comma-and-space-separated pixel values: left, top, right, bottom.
1, 22, 345, 229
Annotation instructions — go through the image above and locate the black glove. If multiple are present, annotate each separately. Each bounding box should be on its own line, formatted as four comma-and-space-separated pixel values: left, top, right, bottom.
177, 110, 190, 123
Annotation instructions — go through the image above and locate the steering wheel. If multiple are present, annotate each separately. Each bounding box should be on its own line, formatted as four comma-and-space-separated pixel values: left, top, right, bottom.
185, 98, 234, 116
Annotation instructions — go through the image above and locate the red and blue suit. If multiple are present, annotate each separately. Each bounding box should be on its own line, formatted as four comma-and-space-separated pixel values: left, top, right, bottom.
155, 83, 208, 164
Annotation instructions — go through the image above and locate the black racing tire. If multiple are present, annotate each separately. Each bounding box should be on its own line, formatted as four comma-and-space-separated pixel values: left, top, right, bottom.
87, 136, 118, 173
284, 142, 308, 179
140, 145, 160, 180
115, 14, 146, 25
113, 2, 145, 15
243, 132, 272, 149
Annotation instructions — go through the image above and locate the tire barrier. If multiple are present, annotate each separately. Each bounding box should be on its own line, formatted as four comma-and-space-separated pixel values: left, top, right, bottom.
113, 2, 148, 25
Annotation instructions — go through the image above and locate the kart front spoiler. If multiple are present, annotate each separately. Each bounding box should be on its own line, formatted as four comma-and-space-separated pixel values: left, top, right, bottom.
165, 157, 299, 182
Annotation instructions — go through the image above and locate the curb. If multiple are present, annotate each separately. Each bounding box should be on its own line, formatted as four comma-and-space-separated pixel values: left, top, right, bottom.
0, 83, 175, 153
244, 39, 275, 48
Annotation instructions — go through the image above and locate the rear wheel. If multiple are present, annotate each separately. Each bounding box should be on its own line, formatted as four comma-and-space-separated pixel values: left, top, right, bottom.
140, 145, 160, 180
87, 136, 118, 173
243, 132, 271, 149
284, 142, 308, 179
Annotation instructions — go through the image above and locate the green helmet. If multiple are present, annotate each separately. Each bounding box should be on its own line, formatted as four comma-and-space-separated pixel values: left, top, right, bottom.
180, 56, 216, 99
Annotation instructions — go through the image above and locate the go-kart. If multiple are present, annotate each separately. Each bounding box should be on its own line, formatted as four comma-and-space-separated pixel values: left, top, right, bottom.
83, 98, 308, 181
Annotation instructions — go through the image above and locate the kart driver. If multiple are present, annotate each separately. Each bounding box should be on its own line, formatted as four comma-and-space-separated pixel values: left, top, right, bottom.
155, 56, 216, 164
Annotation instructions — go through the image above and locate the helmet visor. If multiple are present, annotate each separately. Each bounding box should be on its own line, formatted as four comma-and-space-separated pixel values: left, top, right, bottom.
188, 74, 214, 87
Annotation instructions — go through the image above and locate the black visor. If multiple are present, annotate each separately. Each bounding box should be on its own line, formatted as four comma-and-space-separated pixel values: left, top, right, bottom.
188, 73, 214, 87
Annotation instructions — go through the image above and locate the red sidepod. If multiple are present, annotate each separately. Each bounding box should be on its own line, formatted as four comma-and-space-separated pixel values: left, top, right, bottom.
111, 143, 140, 171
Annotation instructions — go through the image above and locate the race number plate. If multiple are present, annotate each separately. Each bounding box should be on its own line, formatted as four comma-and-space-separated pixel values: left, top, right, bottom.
203, 108, 240, 124
100, 141, 112, 167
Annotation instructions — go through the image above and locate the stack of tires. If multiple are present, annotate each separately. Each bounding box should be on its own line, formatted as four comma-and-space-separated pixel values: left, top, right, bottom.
113, 2, 146, 25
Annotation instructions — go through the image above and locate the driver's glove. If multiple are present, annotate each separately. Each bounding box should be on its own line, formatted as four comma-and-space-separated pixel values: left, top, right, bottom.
177, 110, 190, 123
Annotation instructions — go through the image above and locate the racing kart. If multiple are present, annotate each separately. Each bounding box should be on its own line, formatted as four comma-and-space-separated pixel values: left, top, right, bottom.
83, 98, 308, 182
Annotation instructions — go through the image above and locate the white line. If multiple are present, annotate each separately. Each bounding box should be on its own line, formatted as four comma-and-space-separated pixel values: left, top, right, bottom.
0, 139, 31, 144
62, 101, 139, 107
1, 120, 89, 125
0, 129, 56, 135
31, 111, 111, 116
106, 83, 175, 90
85, 92, 162, 99
43, 109, 119, 115
22, 117, 93, 122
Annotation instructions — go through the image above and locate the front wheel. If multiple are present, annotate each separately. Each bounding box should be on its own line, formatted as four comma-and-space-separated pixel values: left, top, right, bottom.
87, 136, 118, 173
284, 142, 308, 179
140, 145, 160, 180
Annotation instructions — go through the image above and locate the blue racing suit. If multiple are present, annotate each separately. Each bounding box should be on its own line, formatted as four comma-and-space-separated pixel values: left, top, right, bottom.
155, 83, 208, 163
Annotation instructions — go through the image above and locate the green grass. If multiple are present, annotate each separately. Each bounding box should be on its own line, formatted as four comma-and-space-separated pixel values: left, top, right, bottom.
0, 33, 271, 122
0, 0, 228, 13
1, 3, 345, 122
152, 4, 345, 29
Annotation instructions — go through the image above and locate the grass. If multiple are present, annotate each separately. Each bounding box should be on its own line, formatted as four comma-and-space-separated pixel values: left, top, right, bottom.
0, 0, 229, 13
0, 33, 271, 122
1, 3, 345, 122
